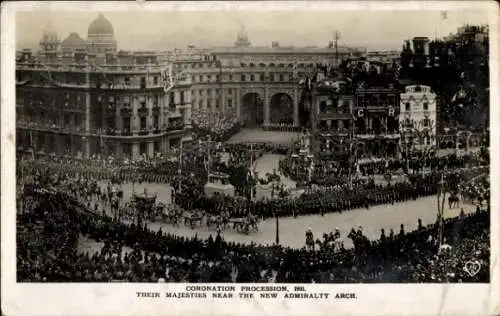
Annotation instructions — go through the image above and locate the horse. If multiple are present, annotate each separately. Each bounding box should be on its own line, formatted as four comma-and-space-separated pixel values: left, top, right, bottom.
448, 194, 460, 209
184, 211, 203, 229
347, 229, 370, 254
163, 207, 182, 227
305, 231, 315, 251
245, 215, 259, 233
206, 214, 221, 229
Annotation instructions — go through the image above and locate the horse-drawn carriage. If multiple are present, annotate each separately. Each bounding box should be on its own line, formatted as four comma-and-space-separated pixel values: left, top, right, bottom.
229, 215, 260, 234
131, 190, 157, 225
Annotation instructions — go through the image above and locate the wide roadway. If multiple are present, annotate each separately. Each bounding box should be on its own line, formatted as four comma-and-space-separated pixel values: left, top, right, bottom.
98, 181, 475, 249
96, 153, 477, 249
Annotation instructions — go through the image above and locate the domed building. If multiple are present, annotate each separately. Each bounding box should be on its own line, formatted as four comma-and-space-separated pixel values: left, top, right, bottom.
234, 25, 251, 48
86, 14, 117, 53
61, 32, 86, 53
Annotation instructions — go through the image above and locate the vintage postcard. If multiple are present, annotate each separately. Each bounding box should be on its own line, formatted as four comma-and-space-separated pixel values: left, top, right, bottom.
1, 1, 499, 315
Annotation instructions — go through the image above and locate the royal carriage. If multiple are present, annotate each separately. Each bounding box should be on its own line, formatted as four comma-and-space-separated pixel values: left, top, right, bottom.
131, 190, 157, 225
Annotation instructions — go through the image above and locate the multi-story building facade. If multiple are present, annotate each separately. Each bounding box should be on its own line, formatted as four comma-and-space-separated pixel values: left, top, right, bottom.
16, 14, 192, 160
16, 15, 367, 159
353, 86, 400, 158
186, 25, 366, 128
399, 85, 437, 153
310, 80, 354, 155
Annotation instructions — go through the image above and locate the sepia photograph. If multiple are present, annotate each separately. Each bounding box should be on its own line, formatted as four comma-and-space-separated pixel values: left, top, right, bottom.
2, 1, 499, 316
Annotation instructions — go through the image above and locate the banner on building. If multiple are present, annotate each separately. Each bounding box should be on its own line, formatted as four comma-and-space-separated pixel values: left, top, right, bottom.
162, 63, 174, 92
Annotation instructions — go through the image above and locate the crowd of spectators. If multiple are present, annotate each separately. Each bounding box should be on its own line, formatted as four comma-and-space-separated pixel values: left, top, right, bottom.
280, 151, 485, 187
192, 110, 240, 142
173, 166, 486, 220
17, 189, 489, 283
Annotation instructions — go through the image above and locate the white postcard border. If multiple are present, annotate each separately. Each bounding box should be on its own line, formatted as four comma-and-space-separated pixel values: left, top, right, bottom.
2, 1, 499, 316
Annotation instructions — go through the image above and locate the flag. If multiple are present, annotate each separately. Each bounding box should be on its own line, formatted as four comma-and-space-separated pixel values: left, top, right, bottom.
440, 11, 447, 20
162, 63, 174, 92
292, 61, 298, 82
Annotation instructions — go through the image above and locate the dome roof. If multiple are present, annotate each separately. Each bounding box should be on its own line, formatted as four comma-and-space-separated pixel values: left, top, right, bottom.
43, 21, 57, 36
62, 32, 86, 48
88, 14, 114, 36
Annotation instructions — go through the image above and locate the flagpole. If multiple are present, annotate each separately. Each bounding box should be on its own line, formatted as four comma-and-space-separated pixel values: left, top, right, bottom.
178, 138, 183, 193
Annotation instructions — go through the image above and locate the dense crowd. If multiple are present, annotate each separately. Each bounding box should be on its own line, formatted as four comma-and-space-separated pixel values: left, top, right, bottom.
17, 189, 489, 283
192, 110, 240, 142
173, 166, 486, 220
280, 151, 485, 187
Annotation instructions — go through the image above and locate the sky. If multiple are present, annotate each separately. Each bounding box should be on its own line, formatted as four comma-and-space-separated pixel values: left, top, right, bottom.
16, 10, 489, 51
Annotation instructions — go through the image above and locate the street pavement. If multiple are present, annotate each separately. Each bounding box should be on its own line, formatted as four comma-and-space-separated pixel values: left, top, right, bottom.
92, 153, 477, 250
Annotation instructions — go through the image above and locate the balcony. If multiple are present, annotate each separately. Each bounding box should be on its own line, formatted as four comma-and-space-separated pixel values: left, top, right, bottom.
120, 107, 132, 116
139, 128, 149, 136
138, 107, 149, 116
152, 104, 161, 114
122, 129, 132, 136
107, 105, 117, 114
166, 122, 185, 132
105, 129, 120, 136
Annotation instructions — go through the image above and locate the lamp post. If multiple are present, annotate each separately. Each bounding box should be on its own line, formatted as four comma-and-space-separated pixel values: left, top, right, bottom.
437, 174, 446, 247
271, 179, 281, 245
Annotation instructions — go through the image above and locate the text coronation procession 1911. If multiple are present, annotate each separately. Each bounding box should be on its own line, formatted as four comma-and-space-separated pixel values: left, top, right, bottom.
16, 14, 365, 160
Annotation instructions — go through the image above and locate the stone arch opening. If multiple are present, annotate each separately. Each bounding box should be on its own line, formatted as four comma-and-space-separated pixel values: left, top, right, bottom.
241, 92, 264, 127
270, 93, 293, 125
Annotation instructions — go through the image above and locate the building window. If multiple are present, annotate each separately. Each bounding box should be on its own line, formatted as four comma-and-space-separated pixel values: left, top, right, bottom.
423, 118, 430, 127
279, 74, 284, 82
227, 99, 233, 108
153, 115, 159, 129
123, 143, 132, 158
227, 89, 232, 95
180, 91, 185, 104
207, 89, 211, 96
320, 101, 327, 113
216, 74, 220, 82
123, 117, 131, 132
153, 76, 158, 85
207, 100, 212, 109
405, 102, 411, 111
241, 75, 246, 81
140, 142, 147, 155
125, 77, 130, 85
216, 100, 220, 109
250, 74, 255, 81
229, 75, 233, 81
154, 141, 160, 153
260, 74, 265, 81
423, 102, 429, 111
140, 117, 147, 130
404, 118, 412, 128
169, 92, 175, 105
